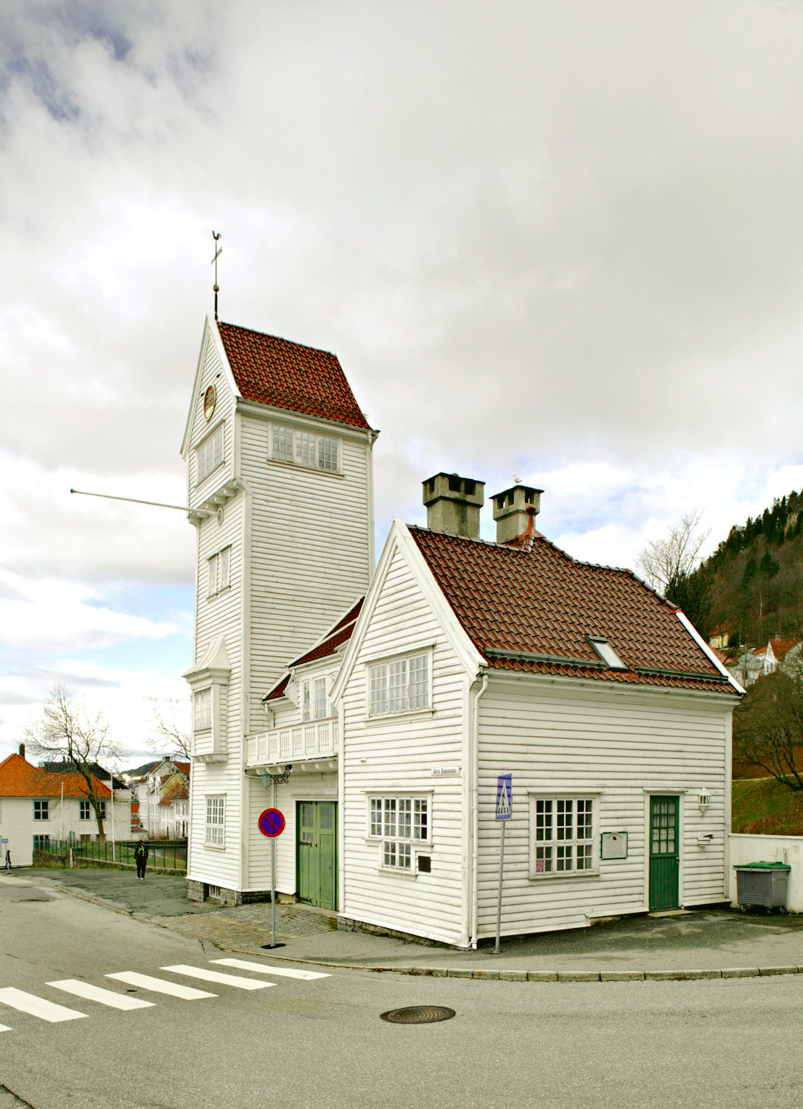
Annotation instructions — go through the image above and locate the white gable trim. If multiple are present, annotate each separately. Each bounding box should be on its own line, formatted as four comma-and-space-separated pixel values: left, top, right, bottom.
330, 521, 485, 705
675, 611, 744, 695
180, 317, 242, 458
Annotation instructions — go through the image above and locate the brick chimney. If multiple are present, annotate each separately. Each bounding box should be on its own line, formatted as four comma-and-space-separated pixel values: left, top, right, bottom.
492, 484, 543, 543
422, 473, 485, 539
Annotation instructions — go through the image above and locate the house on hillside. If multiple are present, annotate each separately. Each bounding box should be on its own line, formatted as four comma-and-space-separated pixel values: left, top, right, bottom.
180, 316, 743, 946
729, 638, 803, 687
0, 747, 130, 866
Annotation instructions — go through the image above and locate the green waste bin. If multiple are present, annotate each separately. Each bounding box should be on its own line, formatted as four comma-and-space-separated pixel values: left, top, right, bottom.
733, 861, 791, 911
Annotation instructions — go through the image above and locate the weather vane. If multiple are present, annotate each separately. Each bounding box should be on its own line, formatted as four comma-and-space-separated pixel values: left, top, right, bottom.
211, 231, 222, 320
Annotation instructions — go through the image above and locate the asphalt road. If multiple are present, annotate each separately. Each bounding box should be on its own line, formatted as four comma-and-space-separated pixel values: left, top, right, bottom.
2, 875, 803, 1109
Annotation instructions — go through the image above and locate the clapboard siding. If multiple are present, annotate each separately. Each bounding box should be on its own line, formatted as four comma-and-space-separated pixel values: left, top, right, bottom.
0, 798, 131, 867
187, 337, 235, 496
342, 544, 470, 945
241, 412, 372, 734
475, 676, 731, 938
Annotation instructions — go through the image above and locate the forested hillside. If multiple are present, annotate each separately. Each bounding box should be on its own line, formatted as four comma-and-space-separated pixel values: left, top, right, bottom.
681, 491, 803, 648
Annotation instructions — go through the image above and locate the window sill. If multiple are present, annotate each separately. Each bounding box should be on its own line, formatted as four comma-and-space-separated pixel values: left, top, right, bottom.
528, 869, 600, 881
364, 707, 434, 724
203, 841, 226, 851
267, 457, 343, 478
207, 586, 231, 600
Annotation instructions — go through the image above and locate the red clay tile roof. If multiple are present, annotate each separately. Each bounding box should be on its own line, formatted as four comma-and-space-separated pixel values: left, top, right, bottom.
217, 321, 372, 431
160, 780, 189, 805
0, 754, 113, 798
409, 527, 734, 694
263, 599, 365, 701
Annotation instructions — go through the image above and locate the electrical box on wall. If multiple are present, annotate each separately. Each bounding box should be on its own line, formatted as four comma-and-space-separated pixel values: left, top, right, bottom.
600, 832, 628, 860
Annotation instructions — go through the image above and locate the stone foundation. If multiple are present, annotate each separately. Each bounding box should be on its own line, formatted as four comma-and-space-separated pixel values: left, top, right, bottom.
186, 879, 272, 906
337, 915, 448, 947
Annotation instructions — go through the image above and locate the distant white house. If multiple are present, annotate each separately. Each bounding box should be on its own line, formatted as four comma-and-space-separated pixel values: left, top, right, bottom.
729, 638, 803, 687
0, 747, 130, 867
180, 315, 742, 946
128, 759, 190, 837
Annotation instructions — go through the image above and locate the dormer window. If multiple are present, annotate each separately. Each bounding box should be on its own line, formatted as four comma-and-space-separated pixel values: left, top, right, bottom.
588, 637, 626, 670
270, 424, 339, 473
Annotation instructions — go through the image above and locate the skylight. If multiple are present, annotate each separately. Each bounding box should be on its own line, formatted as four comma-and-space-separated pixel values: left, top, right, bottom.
588, 637, 626, 670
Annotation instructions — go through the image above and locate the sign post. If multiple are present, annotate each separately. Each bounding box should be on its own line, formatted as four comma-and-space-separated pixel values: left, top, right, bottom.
493, 774, 512, 954
258, 804, 286, 948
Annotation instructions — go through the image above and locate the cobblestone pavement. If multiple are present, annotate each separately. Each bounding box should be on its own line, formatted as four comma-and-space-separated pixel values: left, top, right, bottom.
156, 902, 338, 949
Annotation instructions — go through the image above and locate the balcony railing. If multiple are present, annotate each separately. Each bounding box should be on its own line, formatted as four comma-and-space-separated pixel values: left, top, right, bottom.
246, 718, 338, 767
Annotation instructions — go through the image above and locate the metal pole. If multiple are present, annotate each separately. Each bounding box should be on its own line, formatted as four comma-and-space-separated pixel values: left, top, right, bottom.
271, 777, 277, 948
493, 822, 506, 954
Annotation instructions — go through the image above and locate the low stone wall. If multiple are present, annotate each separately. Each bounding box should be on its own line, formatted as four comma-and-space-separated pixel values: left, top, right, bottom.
729, 833, 803, 910
187, 879, 270, 906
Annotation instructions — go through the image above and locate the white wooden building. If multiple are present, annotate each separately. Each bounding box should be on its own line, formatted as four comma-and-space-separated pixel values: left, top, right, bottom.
181, 317, 742, 946
181, 318, 374, 903
0, 749, 130, 867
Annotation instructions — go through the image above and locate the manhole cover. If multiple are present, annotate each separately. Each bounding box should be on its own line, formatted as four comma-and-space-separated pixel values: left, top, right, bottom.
380, 1005, 455, 1024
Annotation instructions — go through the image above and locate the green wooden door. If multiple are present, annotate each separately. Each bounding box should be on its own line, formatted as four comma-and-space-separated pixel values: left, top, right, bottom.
649, 796, 679, 910
297, 801, 337, 911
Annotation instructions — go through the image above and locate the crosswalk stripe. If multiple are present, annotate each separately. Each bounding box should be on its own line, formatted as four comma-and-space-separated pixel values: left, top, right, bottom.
160, 964, 274, 990
48, 979, 155, 1010
105, 972, 216, 1000
212, 958, 330, 981
0, 987, 87, 1023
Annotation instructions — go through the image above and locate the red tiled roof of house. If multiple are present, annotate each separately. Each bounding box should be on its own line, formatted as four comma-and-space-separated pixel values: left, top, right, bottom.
217, 321, 372, 431
160, 780, 189, 805
0, 754, 112, 798
409, 527, 733, 694
769, 638, 800, 660
263, 598, 365, 701
174, 761, 190, 778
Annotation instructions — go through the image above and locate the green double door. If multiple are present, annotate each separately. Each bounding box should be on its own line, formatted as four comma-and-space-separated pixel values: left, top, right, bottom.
297, 801, 337, 911
649, 796, 680, 911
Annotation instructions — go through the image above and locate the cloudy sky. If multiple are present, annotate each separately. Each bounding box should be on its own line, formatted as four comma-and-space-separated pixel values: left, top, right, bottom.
2, 0, 803, 765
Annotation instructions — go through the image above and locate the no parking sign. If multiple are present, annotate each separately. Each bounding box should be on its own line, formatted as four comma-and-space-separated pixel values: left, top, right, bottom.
258, 808, 285, 837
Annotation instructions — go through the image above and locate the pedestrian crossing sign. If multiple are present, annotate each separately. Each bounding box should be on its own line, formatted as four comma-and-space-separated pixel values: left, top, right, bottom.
496, 774, 512, 820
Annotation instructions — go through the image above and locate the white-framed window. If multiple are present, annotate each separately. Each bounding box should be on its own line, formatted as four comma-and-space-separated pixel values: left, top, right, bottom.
207, 546, 231, 597
270, 425, 339, 473
33, 834, 50, 851
368, 795, 429, 870
368, 653, 430, 717
194, 689, 212, 730
196, 423, 224, 484
205, 796, 225, 847
529, 795, 597, 878
301, 676, 330, 721
33, 800, 49, 821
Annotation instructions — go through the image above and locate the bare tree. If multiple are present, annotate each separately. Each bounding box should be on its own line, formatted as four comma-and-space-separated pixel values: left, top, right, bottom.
637, 511, 710, 592
24, 684, 121, 840
144, 697, 192, 762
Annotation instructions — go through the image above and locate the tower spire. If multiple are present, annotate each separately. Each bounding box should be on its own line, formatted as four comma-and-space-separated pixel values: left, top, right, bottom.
211, 230, 222, 320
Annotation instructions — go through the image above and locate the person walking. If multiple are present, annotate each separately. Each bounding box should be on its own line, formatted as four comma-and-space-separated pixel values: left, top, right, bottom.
3, 847, 10, 871
134, 841, 149, 880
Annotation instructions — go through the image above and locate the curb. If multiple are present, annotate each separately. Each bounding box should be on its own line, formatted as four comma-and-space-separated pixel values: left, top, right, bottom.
19, 874, 803, 985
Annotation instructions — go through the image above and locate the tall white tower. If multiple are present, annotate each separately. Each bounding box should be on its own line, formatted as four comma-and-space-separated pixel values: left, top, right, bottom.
180, 318, 376, 902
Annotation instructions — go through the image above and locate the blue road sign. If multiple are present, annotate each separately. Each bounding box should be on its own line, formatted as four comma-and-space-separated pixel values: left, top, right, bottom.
258, 808, 286, 838
496, 774, 512, 820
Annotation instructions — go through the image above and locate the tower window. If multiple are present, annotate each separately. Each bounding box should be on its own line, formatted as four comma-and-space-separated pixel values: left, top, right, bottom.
196, 424, 224, 484
270, 425, 339, 473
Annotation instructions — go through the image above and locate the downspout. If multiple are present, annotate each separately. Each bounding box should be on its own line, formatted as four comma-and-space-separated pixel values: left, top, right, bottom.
469, 670, 489, 949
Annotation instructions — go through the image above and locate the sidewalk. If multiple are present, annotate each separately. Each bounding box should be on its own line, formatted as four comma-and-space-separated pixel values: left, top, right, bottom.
7, 867, 803, 983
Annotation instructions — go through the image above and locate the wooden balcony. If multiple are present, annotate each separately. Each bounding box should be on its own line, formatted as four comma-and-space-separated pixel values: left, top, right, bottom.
246, 718, 338, 771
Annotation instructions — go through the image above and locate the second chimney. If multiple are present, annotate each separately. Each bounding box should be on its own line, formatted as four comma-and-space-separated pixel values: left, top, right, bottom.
423, 473, 485, 539
492, 484, 543, 543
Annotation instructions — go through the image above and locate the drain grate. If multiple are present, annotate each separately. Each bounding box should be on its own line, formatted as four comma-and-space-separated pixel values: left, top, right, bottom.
380, 1005, 455, 1024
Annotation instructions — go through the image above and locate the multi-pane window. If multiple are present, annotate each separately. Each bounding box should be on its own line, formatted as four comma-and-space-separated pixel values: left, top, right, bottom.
205, 796, 225, 847
80, 800, 105, 820
301, 676, 330, 721
271, 426, 339, 472
207, 546, 231, 596
194, 689, 212, 730
33, 800, 49, 821
33, 835, 50, 851
532, 797, 595, 875
370, 797, 429, 870
369, 654, 429, 716
196, 424, 224, 483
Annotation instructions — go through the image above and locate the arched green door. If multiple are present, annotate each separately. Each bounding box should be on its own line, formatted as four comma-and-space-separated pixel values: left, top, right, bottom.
297, 801, 337, 910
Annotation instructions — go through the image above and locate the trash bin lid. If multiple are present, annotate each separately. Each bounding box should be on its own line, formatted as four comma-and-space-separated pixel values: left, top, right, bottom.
733, 861, 791, 871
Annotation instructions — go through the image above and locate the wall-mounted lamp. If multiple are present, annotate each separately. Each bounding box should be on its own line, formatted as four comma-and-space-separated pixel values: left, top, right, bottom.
698, 788, 711, 815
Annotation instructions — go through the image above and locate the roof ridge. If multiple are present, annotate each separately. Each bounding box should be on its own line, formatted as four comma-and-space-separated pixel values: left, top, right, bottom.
218, 320, 337, 359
